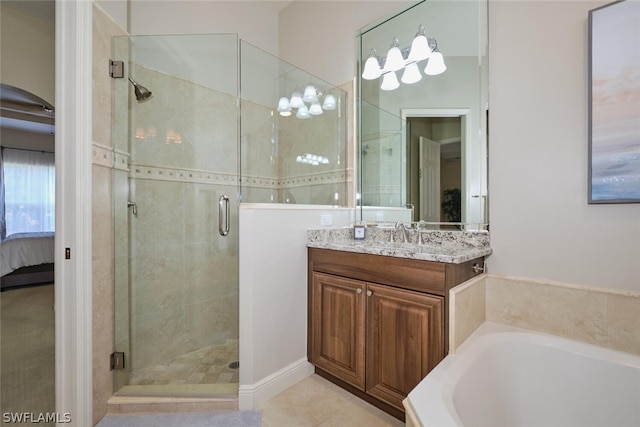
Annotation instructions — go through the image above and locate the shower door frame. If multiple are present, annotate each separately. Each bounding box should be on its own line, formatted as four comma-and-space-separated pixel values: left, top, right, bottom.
112, 33, 241, 396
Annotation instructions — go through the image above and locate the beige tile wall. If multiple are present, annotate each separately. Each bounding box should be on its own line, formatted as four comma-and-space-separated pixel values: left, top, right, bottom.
450, 274, 640, 357
92, 3, 126, 424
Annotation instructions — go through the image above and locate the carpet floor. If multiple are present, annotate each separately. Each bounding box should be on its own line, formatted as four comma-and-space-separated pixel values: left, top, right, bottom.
95, 410, 262, 427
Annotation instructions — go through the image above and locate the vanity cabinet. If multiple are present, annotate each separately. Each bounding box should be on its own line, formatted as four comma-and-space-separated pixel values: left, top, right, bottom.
308, 247, 483, 420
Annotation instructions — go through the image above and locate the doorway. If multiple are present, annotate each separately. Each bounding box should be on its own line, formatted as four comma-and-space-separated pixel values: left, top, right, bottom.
405, 113, 464, 223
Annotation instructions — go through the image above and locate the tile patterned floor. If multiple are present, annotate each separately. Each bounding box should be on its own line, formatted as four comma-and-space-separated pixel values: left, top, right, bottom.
260, 374, 405, 427
130, 339, 239, 386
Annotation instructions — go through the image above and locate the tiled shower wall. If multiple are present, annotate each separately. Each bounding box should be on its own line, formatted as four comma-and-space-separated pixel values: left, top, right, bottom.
126, 64, 240, 372
92, 3, 125, 424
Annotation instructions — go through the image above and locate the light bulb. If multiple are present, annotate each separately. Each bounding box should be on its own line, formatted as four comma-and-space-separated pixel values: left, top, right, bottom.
289, 92, 304, 108
425, 51, 446, 75
401, 62, 422, 84
322, 94, 336, 110
383, 38, 405, 72
296, 104, 310, 119
362, 53, 382, 80
309, 102, 323, 115
277, 97, 291, 116
380, 71, 400, 91
302, 85, 318, 103
407, 25, 431, 62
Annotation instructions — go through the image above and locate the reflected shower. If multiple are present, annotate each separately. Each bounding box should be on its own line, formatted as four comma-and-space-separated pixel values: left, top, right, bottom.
128, 78, 152, 102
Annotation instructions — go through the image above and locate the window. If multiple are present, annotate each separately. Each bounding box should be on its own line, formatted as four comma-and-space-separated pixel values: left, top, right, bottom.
1, 148, 55, 239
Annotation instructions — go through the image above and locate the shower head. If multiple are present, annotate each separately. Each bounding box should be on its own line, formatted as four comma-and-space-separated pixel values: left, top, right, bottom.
128, 78, 152, 102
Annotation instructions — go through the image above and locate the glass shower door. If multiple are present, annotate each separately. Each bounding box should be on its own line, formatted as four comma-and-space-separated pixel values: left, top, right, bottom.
113, 34, 239, 396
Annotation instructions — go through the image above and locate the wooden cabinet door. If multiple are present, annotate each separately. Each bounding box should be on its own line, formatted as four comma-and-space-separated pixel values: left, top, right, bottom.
310, 272, 366, 390
365, 283, 444, 410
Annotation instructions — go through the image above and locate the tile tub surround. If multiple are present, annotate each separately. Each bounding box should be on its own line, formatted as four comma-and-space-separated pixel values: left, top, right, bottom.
307, 227, 491, 264
449, 274, 640, 357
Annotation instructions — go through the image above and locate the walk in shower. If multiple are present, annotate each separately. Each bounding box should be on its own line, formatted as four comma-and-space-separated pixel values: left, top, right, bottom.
112, 34, 347, 397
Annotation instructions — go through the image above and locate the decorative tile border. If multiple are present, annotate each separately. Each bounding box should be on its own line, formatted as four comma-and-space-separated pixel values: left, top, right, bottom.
92, 142, 114, 168
114, 149, 129, 172
130, 163, 238, 186
94, 143, 353, 190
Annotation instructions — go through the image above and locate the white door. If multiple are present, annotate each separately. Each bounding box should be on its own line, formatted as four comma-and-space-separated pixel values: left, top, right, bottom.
419, 136, 441, 222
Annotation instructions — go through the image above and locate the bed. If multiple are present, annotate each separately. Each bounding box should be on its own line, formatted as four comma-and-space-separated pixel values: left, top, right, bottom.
1, 232, 54, 290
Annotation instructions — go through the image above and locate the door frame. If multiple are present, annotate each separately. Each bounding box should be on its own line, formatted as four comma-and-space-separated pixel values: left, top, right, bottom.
55, 0, 93, 425
400, 108, 470, 223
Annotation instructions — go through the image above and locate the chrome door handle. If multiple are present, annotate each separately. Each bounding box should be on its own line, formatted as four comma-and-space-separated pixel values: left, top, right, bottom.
218, 194, 230, 236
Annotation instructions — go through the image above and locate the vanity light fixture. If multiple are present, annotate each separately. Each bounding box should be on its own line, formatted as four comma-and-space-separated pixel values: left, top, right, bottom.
277, 86, 337, 118
361, 24, 445, 91
296, 153, 330, 166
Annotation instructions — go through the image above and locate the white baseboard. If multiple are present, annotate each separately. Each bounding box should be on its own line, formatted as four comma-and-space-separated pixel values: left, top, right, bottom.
238, 358, 314, 410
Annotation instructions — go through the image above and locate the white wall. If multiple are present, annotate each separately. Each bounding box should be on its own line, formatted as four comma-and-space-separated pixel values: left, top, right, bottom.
0, 3, 55, 104
278, 1, 415, 85
128, 0, 283, 55
488, 0, 640, 292
238, 204, 353, 407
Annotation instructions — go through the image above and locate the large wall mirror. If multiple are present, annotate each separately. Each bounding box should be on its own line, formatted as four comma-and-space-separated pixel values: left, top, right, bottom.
357, 0, 488, 229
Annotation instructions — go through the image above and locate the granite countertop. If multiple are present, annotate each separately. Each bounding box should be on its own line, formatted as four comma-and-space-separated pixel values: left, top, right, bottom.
307, 227, 492, 264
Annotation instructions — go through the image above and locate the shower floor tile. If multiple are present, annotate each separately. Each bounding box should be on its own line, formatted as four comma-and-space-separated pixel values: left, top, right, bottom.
130, 339, 239, 386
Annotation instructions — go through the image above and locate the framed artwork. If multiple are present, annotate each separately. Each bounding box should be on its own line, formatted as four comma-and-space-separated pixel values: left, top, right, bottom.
588, 0, 640, 204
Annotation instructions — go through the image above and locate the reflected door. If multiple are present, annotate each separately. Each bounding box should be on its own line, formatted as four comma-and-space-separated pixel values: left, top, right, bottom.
419, 136, 441, 222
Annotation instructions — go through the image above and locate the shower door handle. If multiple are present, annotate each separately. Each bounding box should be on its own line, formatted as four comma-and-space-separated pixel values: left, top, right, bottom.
218, 194, 230, 236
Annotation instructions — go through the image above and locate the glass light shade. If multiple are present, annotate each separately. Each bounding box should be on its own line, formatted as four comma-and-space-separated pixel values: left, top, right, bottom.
380, 71, 400, 91
384, 45, 405, 72
309, 102, 323, 116
407, 35, 431, 62
401, 62, 422, 84
362, 56, 382, 80
302, 85, 318, 103
425, 51, 447, 75
289, 92, 304, 108
296, 104, 310, 119
277, 97, 291, 115
322, 94, 336, 110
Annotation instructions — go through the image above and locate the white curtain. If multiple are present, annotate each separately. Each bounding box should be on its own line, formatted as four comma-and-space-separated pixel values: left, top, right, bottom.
1, 148, 55, 238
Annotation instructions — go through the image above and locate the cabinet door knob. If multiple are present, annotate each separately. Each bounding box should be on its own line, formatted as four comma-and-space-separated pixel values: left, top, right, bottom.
366, 290, 372, 297
472, 263, 485, 274
356, 288, 362, 294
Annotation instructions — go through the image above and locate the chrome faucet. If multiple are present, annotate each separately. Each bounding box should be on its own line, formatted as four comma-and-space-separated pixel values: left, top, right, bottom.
394, 221, 411, 243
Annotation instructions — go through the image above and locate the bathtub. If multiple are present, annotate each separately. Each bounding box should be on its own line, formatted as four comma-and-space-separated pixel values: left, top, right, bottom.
404, 321, 640, 427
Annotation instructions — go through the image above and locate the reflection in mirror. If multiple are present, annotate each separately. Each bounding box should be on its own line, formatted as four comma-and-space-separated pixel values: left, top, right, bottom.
357, 0, 488, 229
